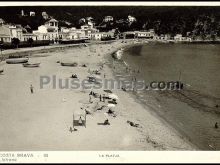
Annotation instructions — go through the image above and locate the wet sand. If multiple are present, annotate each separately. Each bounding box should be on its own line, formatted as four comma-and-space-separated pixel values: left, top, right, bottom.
0, 40, 196, 150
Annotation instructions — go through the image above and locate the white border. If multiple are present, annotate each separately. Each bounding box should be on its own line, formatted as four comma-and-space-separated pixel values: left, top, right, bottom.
0, 1, 219, 6
0, 151, 220, 163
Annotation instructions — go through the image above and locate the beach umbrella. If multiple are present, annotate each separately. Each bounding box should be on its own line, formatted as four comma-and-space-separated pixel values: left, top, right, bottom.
104, 89, 113, 93
108, 94, 119, 100
107, 104, 116, 108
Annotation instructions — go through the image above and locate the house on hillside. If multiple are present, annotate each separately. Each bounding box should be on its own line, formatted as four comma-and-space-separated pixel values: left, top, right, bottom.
30, 11, 35, 17
174, 34, 192, 42
104, 16, 114, 22
128, 15, 136, 23
42, 12, 49, 19
0, 18, 5, 25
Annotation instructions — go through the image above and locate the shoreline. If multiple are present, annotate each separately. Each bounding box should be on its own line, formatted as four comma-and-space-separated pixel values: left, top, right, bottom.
1, 38, 219, 61
103, 42, 197, 150
0, 39, 196, 150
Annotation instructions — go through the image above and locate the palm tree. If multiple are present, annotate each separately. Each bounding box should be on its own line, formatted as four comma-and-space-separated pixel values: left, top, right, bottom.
11, 38, 20, 49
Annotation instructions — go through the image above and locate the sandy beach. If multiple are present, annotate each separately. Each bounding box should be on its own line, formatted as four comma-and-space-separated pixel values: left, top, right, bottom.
0, 40, 196, 150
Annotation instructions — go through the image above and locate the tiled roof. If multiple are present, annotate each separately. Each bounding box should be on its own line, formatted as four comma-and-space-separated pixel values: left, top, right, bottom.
48, 18, 58, 22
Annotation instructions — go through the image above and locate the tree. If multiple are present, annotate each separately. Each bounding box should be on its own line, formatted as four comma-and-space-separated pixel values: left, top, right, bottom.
11, 38, 20, 49
27, 38, 34, 47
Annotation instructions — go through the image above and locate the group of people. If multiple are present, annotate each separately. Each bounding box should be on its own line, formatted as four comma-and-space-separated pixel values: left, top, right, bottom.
89, 90, 107, 103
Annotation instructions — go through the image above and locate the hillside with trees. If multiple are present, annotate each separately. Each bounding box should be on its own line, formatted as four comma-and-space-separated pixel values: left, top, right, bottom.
1, 6, 220, 39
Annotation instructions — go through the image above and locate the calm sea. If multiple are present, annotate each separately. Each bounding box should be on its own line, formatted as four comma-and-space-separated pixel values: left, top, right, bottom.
112, 42, 220, 150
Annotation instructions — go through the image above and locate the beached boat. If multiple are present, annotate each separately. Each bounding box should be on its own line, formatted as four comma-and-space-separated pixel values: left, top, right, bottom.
23, 63, 40, 68
61, 62, 78, 67
0, 69, 4, 74
6, 58, 29, 64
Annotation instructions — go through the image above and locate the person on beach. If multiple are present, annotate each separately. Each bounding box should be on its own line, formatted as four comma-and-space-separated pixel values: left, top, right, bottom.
30, 84, 34, 94
89, 95, 92, 103
104, 73, 106, 78
69, 126, 77, 133
102, 94, 106, 102
78, 117, 83, 126
89, 90, 94, 96
104, 119, 110, 125
126, 67, 129, 73
99, 94, 102, 102
215, 122, 218, 129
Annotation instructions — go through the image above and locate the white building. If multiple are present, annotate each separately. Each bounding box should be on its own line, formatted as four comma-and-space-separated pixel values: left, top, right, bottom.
9, 25, 23, 41
33, 19, 59, 41
59, 27, 88, 40
136, 31, 155, 39
21, 10, 25, 16
104, 16, 114, 22
42, 12, 49, 20
0, 18, 5, 25
128, 15, 136, 23
174, 34, 192, 42
90, 31, 114, 40
0, 23, 34, 43
30, 11, 35, 17
22, 33, 38, 41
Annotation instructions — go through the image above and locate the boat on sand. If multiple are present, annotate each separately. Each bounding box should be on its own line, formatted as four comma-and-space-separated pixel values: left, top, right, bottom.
6, 58, 29, 64
23, 63, 40, 67
61, 62, 78, 67
0, 69, 4, 74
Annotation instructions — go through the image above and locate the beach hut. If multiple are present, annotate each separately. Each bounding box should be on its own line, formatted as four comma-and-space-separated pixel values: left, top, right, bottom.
73, 110, 86, 128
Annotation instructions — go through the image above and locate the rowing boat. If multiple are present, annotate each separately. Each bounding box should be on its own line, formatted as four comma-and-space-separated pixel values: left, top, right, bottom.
61, 62, 78, 67
6, 58, 29, 64
23, 63, 40, 67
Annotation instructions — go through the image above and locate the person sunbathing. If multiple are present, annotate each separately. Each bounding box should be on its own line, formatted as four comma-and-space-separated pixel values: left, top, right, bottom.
121, 86, 127, 91
104, 119, 110, 125
71, 74, 78, 78
127, 120, 139, 127
69, 126, 77, 133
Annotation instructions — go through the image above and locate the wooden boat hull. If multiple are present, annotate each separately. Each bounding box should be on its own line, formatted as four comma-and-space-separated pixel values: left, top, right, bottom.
6, 58, 29, 64
61, 62, 78, 67
23, 63, 40, 67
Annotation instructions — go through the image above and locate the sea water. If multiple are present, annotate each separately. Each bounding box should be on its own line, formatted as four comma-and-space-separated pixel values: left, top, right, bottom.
112, 42, 220, 150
